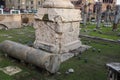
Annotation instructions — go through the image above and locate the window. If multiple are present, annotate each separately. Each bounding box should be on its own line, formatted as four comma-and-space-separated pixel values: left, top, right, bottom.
31, 6, 33, 9
18, 6, 20, 9
110, 0, 113, 3
38, 1, 40, 5
26, 6, 28, 9
103, 0, 113, 3
31, 1, 33, 4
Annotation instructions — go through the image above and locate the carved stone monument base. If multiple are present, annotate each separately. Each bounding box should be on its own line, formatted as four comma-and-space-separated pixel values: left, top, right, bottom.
33, 0, 90, 68
34, 0, 82, 54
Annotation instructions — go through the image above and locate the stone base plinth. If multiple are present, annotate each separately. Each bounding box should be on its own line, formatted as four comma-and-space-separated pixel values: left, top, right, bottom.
60, 45, 91, 62
34, 8, 82, 54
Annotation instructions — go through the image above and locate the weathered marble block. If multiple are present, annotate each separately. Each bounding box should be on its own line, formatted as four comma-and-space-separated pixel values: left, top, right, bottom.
34, 1, 82, 54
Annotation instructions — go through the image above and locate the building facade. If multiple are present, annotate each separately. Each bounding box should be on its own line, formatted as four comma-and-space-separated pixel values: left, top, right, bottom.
102, 0, 116, 11
70, 0, 116, 12
0, 0, 45, 10
0, 0, 117, 11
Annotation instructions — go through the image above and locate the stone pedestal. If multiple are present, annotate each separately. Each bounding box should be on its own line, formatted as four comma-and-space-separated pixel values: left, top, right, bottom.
106, 63, 120, 80
34, 0, 82, 54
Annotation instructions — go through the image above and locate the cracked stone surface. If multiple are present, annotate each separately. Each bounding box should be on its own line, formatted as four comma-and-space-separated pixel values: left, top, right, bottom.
34, 0, 82, 54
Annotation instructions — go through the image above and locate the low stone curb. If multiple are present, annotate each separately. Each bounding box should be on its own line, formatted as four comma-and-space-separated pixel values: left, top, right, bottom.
79, 34, 120, 44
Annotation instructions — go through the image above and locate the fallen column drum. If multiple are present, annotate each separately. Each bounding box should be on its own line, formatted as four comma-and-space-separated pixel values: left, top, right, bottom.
0, 40, 61, 73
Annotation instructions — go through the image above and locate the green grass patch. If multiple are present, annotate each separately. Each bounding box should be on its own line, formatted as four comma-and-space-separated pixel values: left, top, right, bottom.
0, 26, 120, 80
80, 24, 120, 40
0, 26, 35, 44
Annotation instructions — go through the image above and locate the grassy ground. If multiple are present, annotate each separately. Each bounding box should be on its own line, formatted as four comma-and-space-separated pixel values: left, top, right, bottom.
0, 26, 120, 80
80, 23, 120, 40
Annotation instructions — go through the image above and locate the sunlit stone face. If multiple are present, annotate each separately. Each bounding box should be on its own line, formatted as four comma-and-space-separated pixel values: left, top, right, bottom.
34, 0, 82, 54
43, 0, 74, 8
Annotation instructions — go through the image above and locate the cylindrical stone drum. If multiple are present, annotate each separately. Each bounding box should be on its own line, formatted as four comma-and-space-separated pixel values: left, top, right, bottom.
0, 40, 60, 73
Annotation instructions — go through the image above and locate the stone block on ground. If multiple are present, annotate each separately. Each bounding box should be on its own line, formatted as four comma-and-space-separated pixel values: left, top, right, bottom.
0, 66, 22, 76
0, 40, 61, 73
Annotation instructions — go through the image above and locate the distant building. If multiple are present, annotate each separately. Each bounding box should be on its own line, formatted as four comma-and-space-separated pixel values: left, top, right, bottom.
0, 0, 45, 10
70, 0, 116, 12
0, 0, 117, 12
102, 0, 116, 11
